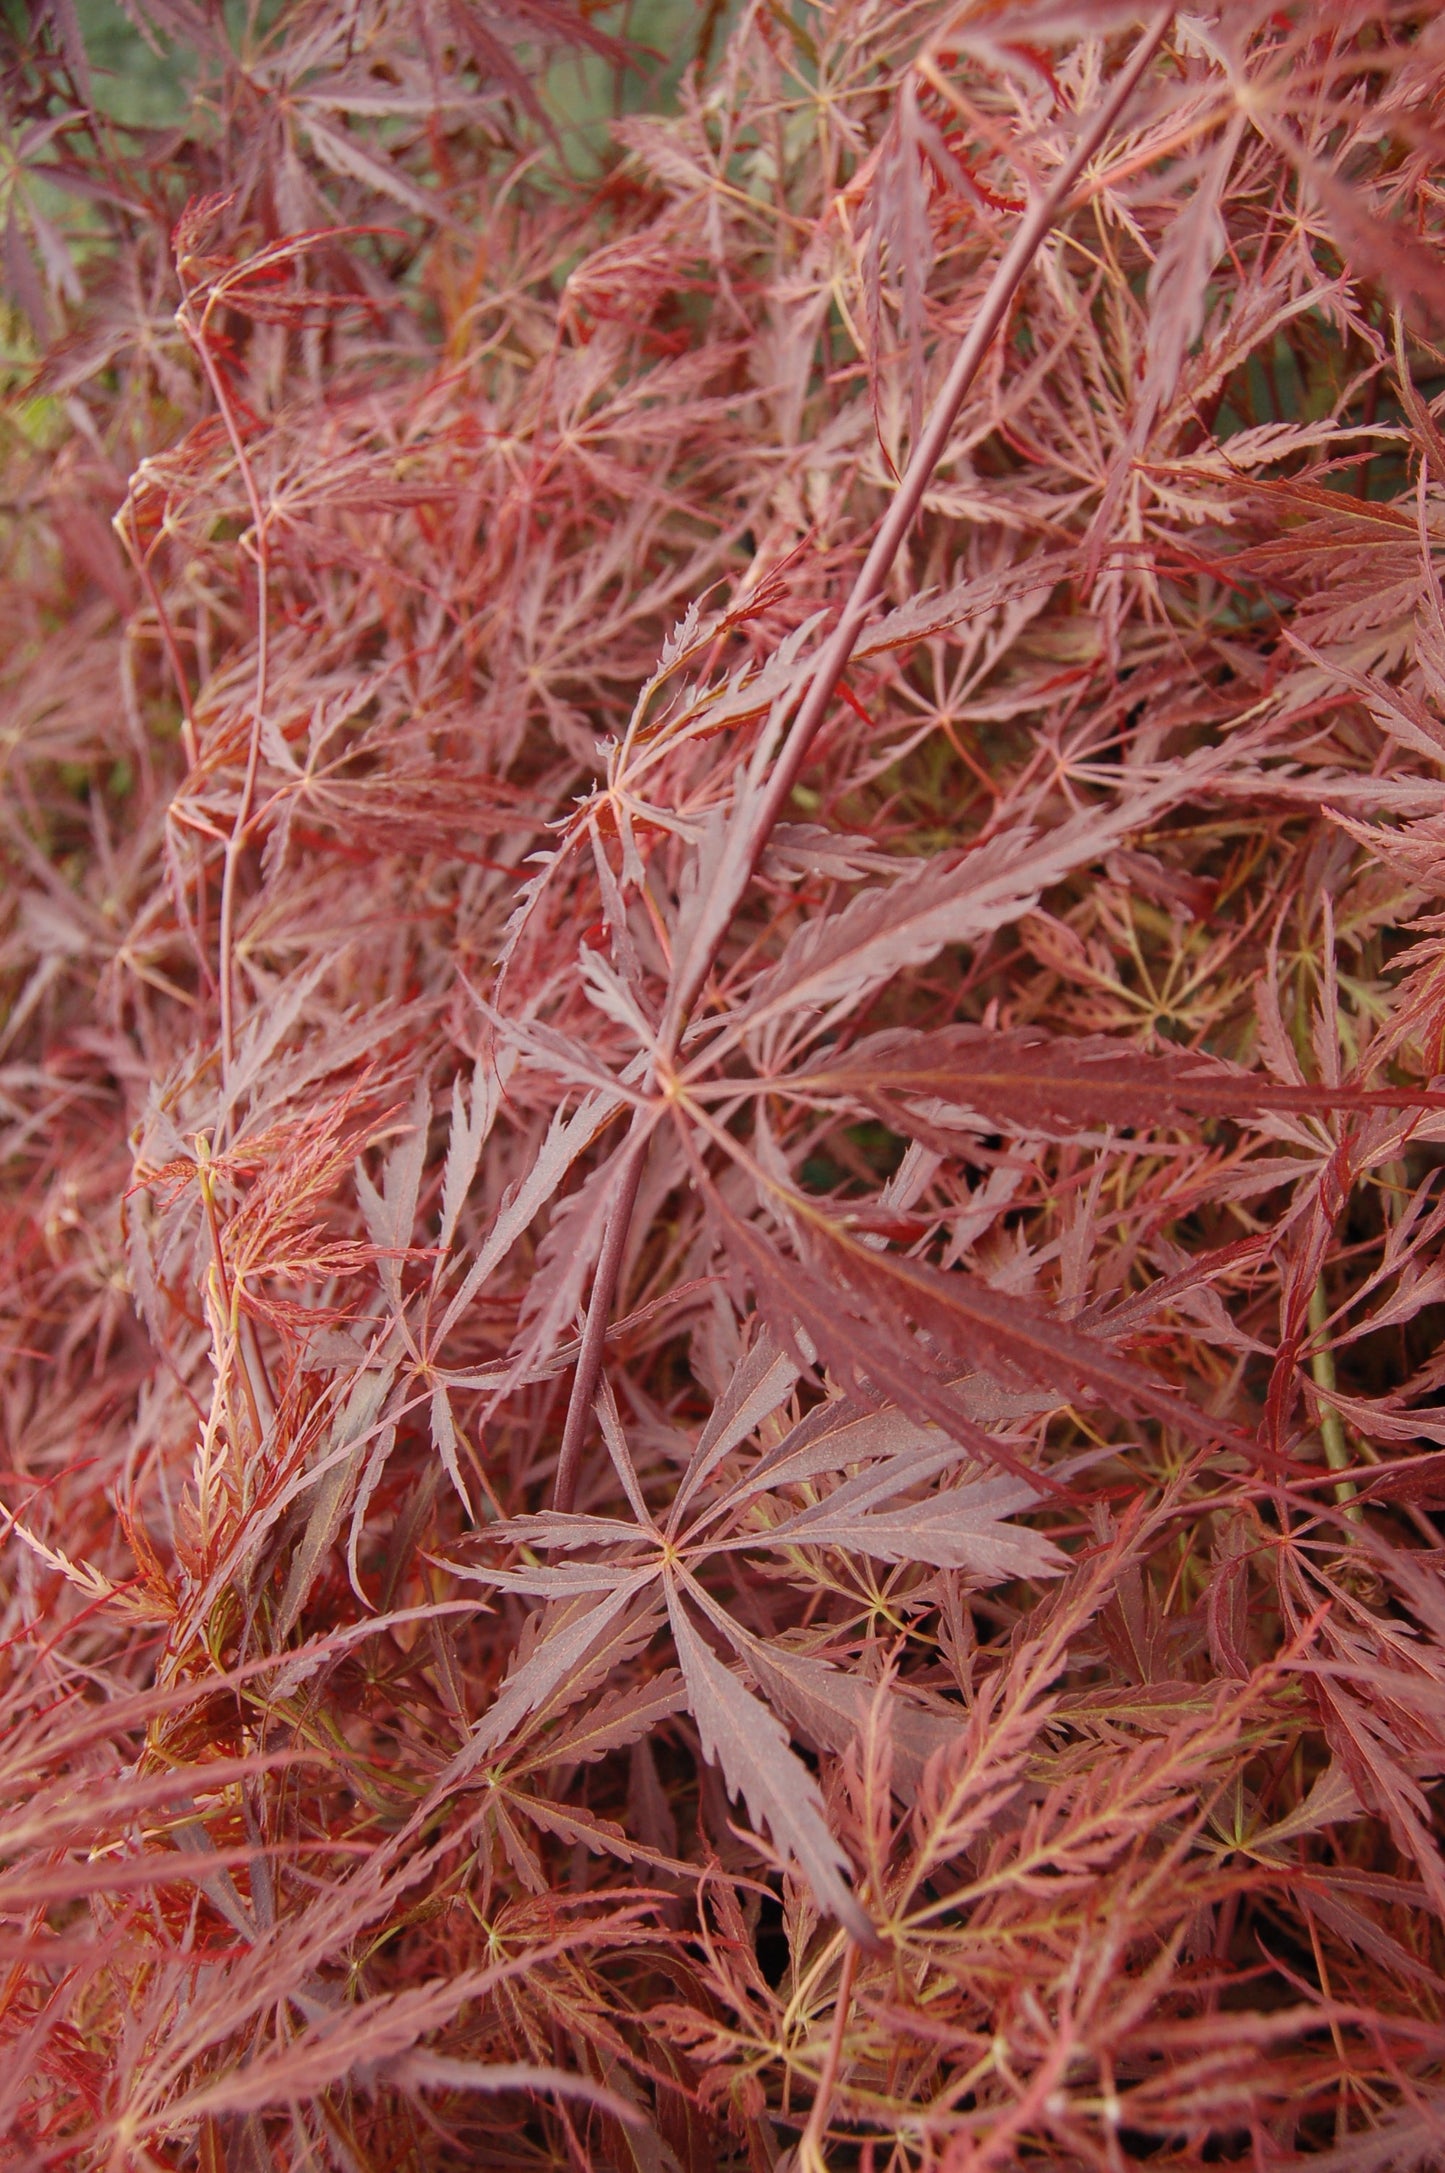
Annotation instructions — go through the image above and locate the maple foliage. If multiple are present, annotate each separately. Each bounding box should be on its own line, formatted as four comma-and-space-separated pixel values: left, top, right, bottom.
4, 0, 1445, 2165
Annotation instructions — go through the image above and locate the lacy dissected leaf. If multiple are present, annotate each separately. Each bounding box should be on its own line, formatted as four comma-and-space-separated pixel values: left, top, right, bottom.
713, 777, 1237, 1061
707, 1199, 1035, 1469
665, 1579, 872, 1944
851, 552, 1072, 659
709, 1174, 1220, 1452
431, 1090, 627, 1346
670, 1330, 802, 1522
439, 1576, 661, 1783
783, 1023, 1445, 1138
11, 1, 1445, 2164
731, 1631, 960, 1801
765, 1469, 1065, 1578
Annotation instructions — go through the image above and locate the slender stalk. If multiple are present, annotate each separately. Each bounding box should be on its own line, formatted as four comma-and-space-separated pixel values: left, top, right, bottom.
178, 289, 272, 1088
799, 1938, 861, 2173
117, 519, 202, 772
552, 1125, 648, 1513
1307, 1275, 1359, 1516
662, 3, 1173, 1042
553, 10, 1174, 1508
195, 1133, 265, 1451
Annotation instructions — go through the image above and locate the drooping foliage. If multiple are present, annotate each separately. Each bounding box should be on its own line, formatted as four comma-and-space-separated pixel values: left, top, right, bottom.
4, 0, 1445, 2165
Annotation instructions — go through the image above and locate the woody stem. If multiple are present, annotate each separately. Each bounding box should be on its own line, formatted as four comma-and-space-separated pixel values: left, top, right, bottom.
552, 9, 1174, 1510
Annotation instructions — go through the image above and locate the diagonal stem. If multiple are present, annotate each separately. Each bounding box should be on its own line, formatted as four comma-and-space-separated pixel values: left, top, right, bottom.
553, 9, 1174, 1510
552, 1118, 648, 1513
179, 288, 272, 1091
661, 4, 1173, 1043
799, 1936, 861, 2172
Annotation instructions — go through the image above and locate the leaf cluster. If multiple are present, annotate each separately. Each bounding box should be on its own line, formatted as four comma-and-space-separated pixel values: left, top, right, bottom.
4, 2, 1445, 2167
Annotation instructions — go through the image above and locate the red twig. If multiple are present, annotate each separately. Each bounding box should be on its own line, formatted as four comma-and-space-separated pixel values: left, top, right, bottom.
553, 8, 1174, 1511
177, 283, 273, 1089
799, 1937, 862, 2171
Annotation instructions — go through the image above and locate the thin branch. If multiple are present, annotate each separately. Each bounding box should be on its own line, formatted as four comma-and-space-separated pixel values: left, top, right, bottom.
553, 8, 1175, 1507
178, 287, 273, 1091
553, 1123, 648, 1513
799, 1936, 861, 2173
